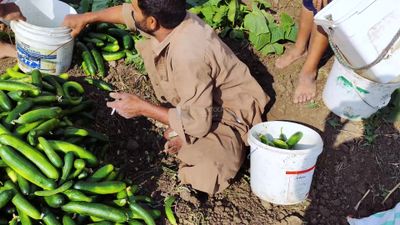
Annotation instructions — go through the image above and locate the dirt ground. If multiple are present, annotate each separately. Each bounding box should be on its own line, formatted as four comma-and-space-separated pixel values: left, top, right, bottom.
1, 0, 399, 224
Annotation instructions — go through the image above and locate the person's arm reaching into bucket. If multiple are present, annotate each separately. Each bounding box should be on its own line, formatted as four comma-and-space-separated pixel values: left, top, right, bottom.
0, 3, 26, 21
63, 5, 128, 38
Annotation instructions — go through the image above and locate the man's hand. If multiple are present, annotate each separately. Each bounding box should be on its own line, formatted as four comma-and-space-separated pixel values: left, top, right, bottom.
163, 128, 183, 154
106, 92, 147, 119
62, 14, 90, 38
0, 3, 26, 21
312, 0, 329, 11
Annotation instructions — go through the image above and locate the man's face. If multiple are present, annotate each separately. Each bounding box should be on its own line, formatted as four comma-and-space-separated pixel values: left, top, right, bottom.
131, 0, 157, 34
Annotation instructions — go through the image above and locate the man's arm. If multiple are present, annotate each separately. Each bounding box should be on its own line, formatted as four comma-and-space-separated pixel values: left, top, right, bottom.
106, 92, 170, 125
63, 5, 128, 37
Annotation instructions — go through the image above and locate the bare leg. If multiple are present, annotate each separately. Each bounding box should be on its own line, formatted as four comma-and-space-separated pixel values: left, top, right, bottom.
275, 6, 314, 69
293, 26, 329, 103
0, 41, 16, 59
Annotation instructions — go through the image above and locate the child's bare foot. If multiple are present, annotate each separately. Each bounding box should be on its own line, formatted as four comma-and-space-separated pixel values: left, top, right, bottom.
293, 71, 317, 103
275, 47, 307, 69
0, 42, 17, 59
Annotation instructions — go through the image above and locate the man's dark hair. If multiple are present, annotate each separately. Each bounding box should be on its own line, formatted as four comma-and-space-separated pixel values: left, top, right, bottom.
138, 0, 186, 29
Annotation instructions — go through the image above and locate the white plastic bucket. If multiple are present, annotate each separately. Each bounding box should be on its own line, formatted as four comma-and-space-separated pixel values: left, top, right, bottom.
314, 0, 400, 83
323, 59, 400, 121
9, 0, 76, 75
248, 121, 323, 205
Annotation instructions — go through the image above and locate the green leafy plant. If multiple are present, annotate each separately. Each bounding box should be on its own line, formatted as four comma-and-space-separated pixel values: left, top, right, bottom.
188, 0, 298, 55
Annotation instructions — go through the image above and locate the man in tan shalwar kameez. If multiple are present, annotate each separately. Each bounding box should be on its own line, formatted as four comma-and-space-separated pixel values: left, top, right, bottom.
63, 0, 268, 195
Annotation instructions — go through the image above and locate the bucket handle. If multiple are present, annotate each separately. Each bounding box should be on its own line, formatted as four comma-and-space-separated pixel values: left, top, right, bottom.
329, 27, 400, 71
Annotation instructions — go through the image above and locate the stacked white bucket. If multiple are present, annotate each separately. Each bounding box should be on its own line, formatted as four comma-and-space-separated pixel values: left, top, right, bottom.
314, 0, 400, 120
8, 0, 76, 75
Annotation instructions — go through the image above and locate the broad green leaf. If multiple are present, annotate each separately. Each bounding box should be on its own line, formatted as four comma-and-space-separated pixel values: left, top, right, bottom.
255, 0, 272, 9
249, 32, 271, 50
213, 5, 228, 25
261, 10, 275, 24
285, 25, 298, 42
189, 6, 203, 14
273, 43, 284, 55
227, 0, 239, 25
270, 26, 285, 43
243, 11, 269, 34
91, 0, 111, 12
280, 13, 294, 26
201, 6, 217, 24
260, 44, 275, 55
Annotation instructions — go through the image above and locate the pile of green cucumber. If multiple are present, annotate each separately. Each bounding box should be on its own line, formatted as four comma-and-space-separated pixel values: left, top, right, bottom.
0, 65, 176, 225
77, 23, 138, 77
258, 128, 303, 150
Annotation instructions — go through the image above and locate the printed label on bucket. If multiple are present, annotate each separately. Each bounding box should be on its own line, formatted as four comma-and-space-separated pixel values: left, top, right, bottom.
16, 41, 57, 74
286, 165, 316, 201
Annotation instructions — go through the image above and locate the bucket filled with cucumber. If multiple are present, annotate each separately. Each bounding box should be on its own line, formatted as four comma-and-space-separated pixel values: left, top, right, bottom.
248, 121, 324, 205
0, 65, 177, 225
258, 128, 303, 150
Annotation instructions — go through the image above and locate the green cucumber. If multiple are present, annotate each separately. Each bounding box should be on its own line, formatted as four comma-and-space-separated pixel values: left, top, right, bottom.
164, 196, 177, 225
6, 68, 27, 79
107, 28, 134, 50
286, 131, 303, 149
0, 90, 12, 111
39, 140, 98, 166
102, 51, 126, 62
14, 107, 62, 124
7, 90, 27, 102
13, 120, 43, 136
34, 180, 73, 197
69, 159, 86, 179
4, 99, 33, 126
38, 137, 63, 168
63, 189, 93, 202
62, 216, 77, 225
16, 207, 32, 225
272, 139, 289, 149
88, 164, 114, 182
0, 145, 56, 190
84, 78, 114, 92
73, 181, 126, 194
129, 201, 155, 225
27, 118, 60, 145
0, 133, 59, 179
0, 80, 40, 96
44, 193, 66, 208
101, 43, 120, 52
83, 37, 105, 47
76, 42, 97, 76
61, 202, 128, 222
31, 69, 43, 88
12, 193, 41, 220
0, 189, 14, 209
42, 207, 61, 225
91, 47, 106, 77
17, 174, 30, 195
60, 152, 74, 183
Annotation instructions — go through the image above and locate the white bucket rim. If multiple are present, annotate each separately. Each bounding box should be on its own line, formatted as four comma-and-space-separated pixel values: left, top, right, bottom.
248, 121, 324, 156
11, 21, 72, 46
17, 20, 71, 33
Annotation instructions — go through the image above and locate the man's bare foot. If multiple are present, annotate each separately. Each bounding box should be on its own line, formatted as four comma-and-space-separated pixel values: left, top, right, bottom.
0, 42, 17, 59
293, 72, 317, 103
275, 47, 307, 69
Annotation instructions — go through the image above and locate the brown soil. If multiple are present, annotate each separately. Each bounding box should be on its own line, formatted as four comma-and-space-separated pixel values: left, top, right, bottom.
0, 0, 399, 224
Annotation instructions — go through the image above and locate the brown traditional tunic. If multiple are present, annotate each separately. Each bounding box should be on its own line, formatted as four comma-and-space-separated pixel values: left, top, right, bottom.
122, 4, 268, 194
